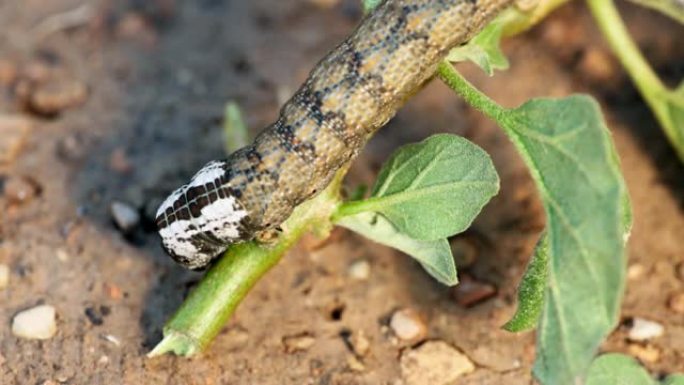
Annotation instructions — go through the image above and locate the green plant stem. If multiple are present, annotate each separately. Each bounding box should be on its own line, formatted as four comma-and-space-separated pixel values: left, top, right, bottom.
148, 168, 345, 357
586, 0, 679, 149
437, 61, 506, 121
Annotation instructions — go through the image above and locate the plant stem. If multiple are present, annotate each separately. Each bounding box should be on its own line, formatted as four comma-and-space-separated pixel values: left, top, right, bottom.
586, 0, 680, 150
437, 61, 506, 121
148, 169, 345, 357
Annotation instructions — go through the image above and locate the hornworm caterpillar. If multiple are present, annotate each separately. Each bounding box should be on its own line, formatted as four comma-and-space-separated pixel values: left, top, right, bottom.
156, 0, 512, 269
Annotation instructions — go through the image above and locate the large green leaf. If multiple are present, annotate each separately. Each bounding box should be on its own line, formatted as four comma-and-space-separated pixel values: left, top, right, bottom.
498, 96, 630, 384
337, 212, 457, 285
363, 134, 499, 240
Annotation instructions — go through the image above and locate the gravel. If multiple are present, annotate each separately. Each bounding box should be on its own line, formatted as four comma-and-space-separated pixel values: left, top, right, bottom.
12, 305, 57, 340
400, 341, 475, 385
627, 318, 665, 341
389, 308, 427, 342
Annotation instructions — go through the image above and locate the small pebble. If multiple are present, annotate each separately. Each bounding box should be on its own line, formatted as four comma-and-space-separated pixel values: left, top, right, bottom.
0, 115, 32, 164
0, 264, 9, 289
12, 305, 57, 339
347, 355, 365, 372
667, 292, 684, 314
390, 308, 427, 342
109, 201, 140, 233
627, 318, 664, 341
56, 248, 70, 262
283, 333, 316, 353
28, 78, 88, 116
578, 47, 617, 83
627, 343, 660, 363
98, 355, 109, 365
627, 263, 645, 280
3, 175, 39, 204
104, 282, 123, 300
102, 334, 121, 347
400, 341, 474, 385
348, 259, 370, 280
350, 330, 370, 357
452, 274, 497, 307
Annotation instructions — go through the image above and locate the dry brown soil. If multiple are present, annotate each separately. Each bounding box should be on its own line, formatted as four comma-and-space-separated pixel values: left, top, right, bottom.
1, 0, 683, 384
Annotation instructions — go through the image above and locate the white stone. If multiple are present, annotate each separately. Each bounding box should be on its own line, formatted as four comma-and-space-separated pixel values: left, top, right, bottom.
390, 308, 427, 341
628, 318, 664, 341
400, 341, 475, 385
12, 305, 57, 340
348, 259, 370, 280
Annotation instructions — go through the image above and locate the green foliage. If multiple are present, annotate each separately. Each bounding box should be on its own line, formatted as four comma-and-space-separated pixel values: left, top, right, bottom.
438, 63, 631, 385
503, 233, 549, 332
446, 20, 509, 75
588, 0, 684, 163
586, 353, 684, 385
223, 101, 249, 154
504, 96, 629, 385
362, 134, 499, 240
335, 134, 499, 285
337, 212, 457, 285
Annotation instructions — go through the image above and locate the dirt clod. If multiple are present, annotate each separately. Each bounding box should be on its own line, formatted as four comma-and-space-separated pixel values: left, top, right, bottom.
667, 292, 684, 314
400, 341, 475, 385
27, 78, 88, 116
0, 264, 9, 289
348, 330, 370, 357
389, 308, 427, 343
0, 116, 32, 164
3, 176, 40, 205
282, 333, 316, 353
12, 305, 57, 340
452, 274, 497, 307
627, 343, 661, 363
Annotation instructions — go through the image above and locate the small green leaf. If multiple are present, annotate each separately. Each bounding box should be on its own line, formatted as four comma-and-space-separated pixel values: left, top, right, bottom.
503, 233, 549, 332
337, 212, 457, 285
360, 134, 499, 240
586, 354, 655, 385
223, 101, 249, 155
446, 20, 510, 76
663, 375, 684, 385
626, 0, 684, 24
362, 0, 382, 14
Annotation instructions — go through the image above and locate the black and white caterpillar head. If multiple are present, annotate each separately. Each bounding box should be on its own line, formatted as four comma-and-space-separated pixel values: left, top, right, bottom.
155, 160, 250, 270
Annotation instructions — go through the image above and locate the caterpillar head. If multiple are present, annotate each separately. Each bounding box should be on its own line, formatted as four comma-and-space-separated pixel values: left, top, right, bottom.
155, 160, 249, 270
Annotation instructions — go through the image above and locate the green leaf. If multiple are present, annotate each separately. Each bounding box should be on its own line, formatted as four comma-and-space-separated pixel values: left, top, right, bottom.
586, 354, 655, 385
498, 96, 630, 385
337, 212, 457, 286
625, 0, 684, 24
223, 101, 249, 155
503, 233, 549, 332
361, 0, 382, 14
446, 20, 510, 76
355, 134, 499, 240
663, 375, 684, 385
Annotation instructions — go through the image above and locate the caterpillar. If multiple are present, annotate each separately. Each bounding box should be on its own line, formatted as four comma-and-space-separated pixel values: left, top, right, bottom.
156, 0, 512, 269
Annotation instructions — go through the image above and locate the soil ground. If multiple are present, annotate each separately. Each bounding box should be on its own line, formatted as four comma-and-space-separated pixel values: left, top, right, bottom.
1, 0, 683, 384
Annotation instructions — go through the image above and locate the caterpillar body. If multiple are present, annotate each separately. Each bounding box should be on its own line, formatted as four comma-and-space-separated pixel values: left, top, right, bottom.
156, 0, 511, 269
